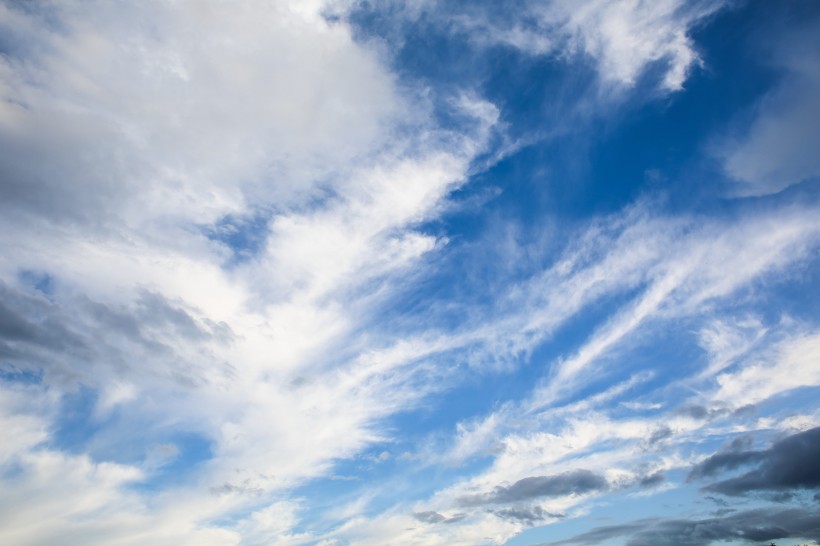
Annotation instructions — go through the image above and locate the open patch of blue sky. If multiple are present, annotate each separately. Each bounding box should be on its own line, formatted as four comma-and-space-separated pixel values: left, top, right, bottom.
205, 211, 273, 267
1, 0, 819, 545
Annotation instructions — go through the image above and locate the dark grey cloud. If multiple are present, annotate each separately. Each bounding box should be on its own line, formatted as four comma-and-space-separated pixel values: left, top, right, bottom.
413, 511, 466, 525
492, 506, 564, 525
0, 281, 233, 388
460, 470, 608, 506
638, 471, 665, 489
704, 495, 729, 507
647, 425, 673, 445
675, 404, 732, 421
688, 450, 764, 481
545, 508, 820, 546
0, 282, 89, 359
703, 427, 820, 496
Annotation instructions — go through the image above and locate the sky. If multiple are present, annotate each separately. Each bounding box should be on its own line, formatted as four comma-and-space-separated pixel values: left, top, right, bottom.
1, 1, 819, 545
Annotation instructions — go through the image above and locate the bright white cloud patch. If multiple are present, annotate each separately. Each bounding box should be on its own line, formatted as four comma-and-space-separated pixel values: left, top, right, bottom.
1, 1, 819, 545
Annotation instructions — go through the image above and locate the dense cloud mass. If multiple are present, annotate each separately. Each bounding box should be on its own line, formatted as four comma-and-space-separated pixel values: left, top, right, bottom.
1, 0, 819, 545
698, 427, 820, 496
492, 506, 565, 525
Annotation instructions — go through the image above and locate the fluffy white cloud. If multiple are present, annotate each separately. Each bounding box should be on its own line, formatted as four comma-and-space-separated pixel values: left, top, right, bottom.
0, 1, 498, 544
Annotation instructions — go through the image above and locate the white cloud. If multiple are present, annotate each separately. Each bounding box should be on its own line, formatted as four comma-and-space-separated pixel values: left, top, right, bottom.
336, 200, 820, 544
714, 330, 820, 406
0, 1, 818, 545
449, 0, 726, 91
530, 203, 820, 407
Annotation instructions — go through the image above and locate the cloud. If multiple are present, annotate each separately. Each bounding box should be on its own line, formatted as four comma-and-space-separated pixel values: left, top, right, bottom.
702, 426, 820, 496
373, 194, 819, 544
713, 330, 820, 407
687, 439, 764, 482
0, 1, 502, 543
637, 472, 666, 489
460, 470, 608, 506
647, 426, 673, 445
0, 0, 402, 225
444, 0, 727, 91
721, 7, 820, 196
413, 510, 467, 525
492, 506, 565, 524
546, 508, 820, 546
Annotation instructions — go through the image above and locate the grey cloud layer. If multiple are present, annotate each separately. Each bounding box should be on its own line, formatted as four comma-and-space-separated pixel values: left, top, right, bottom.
0, 282, 231, 388
693, 427, 820, 497
547, 508, 820, 546
460, 470, 608, 506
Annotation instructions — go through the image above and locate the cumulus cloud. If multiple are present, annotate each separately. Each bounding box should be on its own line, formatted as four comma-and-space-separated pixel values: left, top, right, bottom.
1, 1, 819, 545
413, 510, 467, 525
0, 0, 402, 224
712, 330, 820, 407
687, 435, 762, 481
647, 425, 673, 445
0, 0, 500, 543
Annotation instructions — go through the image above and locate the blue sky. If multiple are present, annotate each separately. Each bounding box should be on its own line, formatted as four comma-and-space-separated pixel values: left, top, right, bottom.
1, 1, 819, 545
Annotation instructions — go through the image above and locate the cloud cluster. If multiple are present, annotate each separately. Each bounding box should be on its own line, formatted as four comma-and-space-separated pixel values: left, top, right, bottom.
0, 0, 499, 543
427, 0, 727, 90
549, 508, 820, 546
693, 427, 820, 497
721, 7, 820, 196
460, 470, 608, 506
541, 427, 820, 546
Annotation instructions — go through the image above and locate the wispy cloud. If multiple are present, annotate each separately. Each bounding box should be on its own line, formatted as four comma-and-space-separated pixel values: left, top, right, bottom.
1, 1, 818, 545
427, 0, 728, 91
